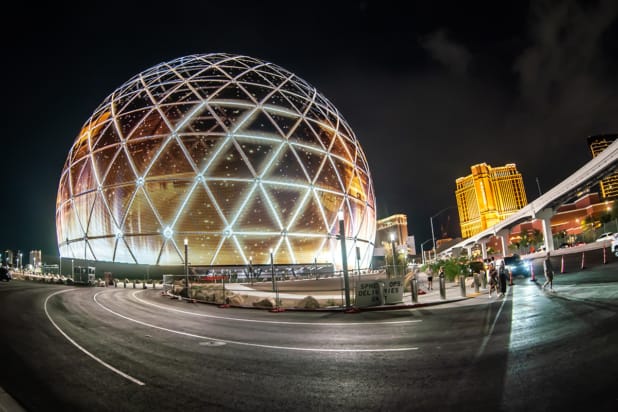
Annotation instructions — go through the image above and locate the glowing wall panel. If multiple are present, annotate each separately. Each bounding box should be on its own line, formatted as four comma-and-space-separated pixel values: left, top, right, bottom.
56, 54, 376, 267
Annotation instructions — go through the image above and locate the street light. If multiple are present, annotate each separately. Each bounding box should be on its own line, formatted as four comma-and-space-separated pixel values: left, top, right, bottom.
270, 248, 275, 292
390, 233, 398, 278
431, 206, 456, 261
249, 256, 253, 285
184, 238, 189, 298
338, 210, 351, 309
420, 239, 433, 265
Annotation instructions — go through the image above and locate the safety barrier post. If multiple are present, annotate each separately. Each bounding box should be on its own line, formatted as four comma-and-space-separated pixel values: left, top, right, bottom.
439, 275, 446, 300
411, 277, 418, 303
474, 273, 480, 292
603, 246, 607, 264
581, 252, 585, 270
460, 275, 466, 297
529, 262, 536, 282
561, 255, 565, 273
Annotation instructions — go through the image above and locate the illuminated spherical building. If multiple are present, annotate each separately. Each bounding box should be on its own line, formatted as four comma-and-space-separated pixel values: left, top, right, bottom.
56, 53, 376, 267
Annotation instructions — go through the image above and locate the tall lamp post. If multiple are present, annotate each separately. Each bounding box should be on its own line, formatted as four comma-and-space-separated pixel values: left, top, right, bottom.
430, 206, 456, 261
390, 233, 398, 278
420, 239, 433, 265
338, 210, 351, 309
270, 249, 275, 292
184, 238, 189, 298
249, 256, 253, 285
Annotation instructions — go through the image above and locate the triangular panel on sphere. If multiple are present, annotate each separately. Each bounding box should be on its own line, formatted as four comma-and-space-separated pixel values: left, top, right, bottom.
175, 184, 226, 232
262, 183, 307, 230
203, 140, 255, 180
234, 186, 282, 232
123, 187, 163, 234
286, 191, 329, 235
101, 148, 137, 187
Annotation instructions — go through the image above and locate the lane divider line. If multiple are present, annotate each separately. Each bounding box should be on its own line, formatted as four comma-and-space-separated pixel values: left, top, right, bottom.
94, 291, 418, 353
44, 289, 145, 386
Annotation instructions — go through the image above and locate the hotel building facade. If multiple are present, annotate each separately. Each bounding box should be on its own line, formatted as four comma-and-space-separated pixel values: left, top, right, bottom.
456, 163, 527, 238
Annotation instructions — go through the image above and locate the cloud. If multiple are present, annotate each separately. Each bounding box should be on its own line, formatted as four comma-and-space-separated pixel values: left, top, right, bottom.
514, 0, 618, 111
419, 29, 472, 76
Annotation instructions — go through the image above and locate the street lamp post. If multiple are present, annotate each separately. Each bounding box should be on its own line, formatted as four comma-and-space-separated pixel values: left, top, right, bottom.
420, 239, 433, 265
270, 249, 275, 292
338, 210, 351, 309
184, 238, 189, 298
430, 206, 456, 261
390, 233, 398, 278
249, 256, 253, 285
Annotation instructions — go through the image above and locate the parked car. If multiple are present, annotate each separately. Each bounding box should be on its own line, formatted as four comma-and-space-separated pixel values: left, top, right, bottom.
503, 254, 529, 277
612, 236, 618, 257
596, 232, 614, 242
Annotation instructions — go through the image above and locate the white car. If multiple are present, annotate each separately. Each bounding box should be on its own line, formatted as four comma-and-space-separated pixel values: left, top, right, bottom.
596, 232, 614, 242
612, 235, 618, 257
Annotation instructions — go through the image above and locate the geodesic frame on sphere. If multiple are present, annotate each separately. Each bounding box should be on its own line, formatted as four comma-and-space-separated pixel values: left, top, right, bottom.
56, 53, 376, 267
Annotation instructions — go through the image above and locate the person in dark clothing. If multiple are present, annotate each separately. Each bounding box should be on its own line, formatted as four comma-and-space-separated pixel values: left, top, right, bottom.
498, 260, 508, 297
488, 263, 498, 298
542, 252, 554, 291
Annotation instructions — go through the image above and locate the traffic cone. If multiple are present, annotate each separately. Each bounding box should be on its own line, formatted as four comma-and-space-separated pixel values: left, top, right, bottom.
581, 252, 585, 270
561, 255, 565, 273
530, 262, 536, 282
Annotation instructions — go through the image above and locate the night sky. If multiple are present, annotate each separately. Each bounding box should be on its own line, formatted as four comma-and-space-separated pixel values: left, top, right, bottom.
3, 0, 618, 259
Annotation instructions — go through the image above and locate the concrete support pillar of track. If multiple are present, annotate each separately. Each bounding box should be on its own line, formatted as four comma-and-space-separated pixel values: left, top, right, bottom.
480, 240, 488, 260
466, 245, 473, 258
496, 229, 510, 257
536, 208, 555, 252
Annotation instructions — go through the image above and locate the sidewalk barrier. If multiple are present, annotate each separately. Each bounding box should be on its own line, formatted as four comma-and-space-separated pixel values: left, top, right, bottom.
530, 262, 536, 282
508, 269, 513, 286
459, 275, 466, 297
481, 271, 487, 289
581, 252, 585, 270
411, 277, 418, 303
561, 255, 565, 273
439, 276, 446, 300
474, 273, 480, 293
603, 246, 607, 264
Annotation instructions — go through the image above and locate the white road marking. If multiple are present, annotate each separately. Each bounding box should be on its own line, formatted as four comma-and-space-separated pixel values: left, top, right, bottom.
127, 290, 422, 326
475, 289, 509, 359
94, 291, 418, 353
44, 289, 145, 386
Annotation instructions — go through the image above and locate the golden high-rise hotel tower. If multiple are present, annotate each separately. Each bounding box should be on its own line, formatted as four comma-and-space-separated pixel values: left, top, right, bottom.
456, 163, 527, 238
587, 134, 618, 199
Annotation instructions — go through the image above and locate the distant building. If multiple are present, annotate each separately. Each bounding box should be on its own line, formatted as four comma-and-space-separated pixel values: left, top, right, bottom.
587, 134, 618, 199
376, 214, 408, 248
372, 214, 416, 268
456, 163, 527, 238
29, 250, 42, 268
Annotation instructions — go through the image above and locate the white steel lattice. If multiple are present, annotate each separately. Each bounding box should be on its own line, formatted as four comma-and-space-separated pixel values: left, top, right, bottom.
56, 53, 376, 267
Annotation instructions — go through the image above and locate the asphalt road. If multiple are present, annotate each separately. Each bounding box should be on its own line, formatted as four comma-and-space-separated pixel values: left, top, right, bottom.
0, 262, 617, 411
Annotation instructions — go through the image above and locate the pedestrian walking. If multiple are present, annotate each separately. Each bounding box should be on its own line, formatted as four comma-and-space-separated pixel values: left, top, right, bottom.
542, 252, 554, 291
488, 263, 498, 297
498, 260, 508, 298
428, 268, 436, 291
